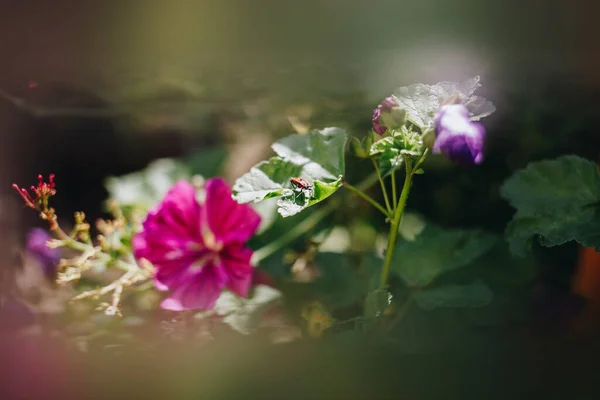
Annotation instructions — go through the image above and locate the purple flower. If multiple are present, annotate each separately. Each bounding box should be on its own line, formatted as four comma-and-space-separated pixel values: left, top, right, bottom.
433, 104, 486, 165
26, 228, 60, 278
133, 178, 261, 311
372, 108, 387, 135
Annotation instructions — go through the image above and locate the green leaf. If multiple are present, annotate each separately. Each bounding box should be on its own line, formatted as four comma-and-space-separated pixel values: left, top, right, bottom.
369, 129, 423, 177
500, 155, 600, 255
392, 76, 495, 133
233, 127, 346, 217
276, 177, 342, 217
271, 127, 346, 180
104, 158, 191, 210
364, 288, 391, 318
391, 225, 498, 287
412, 281, 493, 310
448, 241, 536, 288
232, 157, 302, 203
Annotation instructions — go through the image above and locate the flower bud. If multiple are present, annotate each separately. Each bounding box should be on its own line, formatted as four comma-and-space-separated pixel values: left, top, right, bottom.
379, 96, 406, 129
372, 108, 387, 135
349, 136, 368, 158
433, 104, 485, 165
372, 96, 406, 135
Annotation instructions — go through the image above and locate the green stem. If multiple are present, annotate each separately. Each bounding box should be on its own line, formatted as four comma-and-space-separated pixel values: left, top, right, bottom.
52, 224, 137, 272
379, 157, 414, 288
372, 159, 393, 214
252, 172, 380, 265
343, 182, 391, 219
391, 170, 397, 210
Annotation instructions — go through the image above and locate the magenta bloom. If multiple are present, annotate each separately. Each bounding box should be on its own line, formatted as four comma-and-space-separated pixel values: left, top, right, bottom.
433, 104, 485, 165
372, 108, 387, 135
132, 178, 261, 311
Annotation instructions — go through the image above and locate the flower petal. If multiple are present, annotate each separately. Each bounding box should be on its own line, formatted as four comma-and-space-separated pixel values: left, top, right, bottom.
220, 243, 254, 297
145, 181, 202, 240
153, 252, 208, 291
203, 178, 261, 244
160, 264, 227, 311
433, 104, 486, 166
372, 108, 387, 135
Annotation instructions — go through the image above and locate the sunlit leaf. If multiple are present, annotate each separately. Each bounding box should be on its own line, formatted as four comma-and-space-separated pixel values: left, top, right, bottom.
233, 127, 346, 217
232, 157, 301, 204
271, 127, 346, 180
276, 177, 342, 217
369, 129, 423, 177
393, 76, 495, 133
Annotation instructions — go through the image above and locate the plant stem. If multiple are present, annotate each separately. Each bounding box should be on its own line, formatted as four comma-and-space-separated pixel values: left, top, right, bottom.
51, 222, 137, 272
252, 205, 331, 265
252, 172, 380, 265
372, 159, 393, 215
379, 157, 414, 288
343, 182, 390, 219
391, 170, 397, 210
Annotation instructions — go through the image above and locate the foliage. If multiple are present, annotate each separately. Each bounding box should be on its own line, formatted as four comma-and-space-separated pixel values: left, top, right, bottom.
501, 155, 600, 255
391, 224, 498, 288
10, 75, 544, 358
232, 127, 346, 217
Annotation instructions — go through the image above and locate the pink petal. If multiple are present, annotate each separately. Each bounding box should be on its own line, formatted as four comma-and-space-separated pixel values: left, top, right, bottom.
160, 263, 227, 311
146, 181, 202, 240
153, 252, 207, 291
203, 178, 261, 244
220, 243, 254, 297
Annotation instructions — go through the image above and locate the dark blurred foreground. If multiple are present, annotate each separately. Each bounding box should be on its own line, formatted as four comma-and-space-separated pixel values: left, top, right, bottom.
1, 329, 600, 399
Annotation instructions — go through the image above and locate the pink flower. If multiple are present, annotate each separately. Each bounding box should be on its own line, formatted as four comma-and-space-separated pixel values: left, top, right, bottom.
132, 178, 261, 311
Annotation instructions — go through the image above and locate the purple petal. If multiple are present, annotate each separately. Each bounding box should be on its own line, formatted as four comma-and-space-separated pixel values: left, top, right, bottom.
435, 104, 472, 136
203, 178, 261, 245
433, 104, 486, 166
220, 243, 254, 298
160, 263, 227, 311
372, 108, 387, 135
26, 228, 60, 277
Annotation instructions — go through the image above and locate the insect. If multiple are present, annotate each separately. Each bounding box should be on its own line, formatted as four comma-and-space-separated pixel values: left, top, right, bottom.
289, 177, 314, 206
